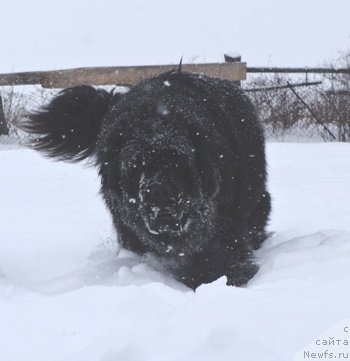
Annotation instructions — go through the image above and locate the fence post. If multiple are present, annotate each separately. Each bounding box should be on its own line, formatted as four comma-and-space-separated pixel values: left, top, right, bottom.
0, 95, 9, 135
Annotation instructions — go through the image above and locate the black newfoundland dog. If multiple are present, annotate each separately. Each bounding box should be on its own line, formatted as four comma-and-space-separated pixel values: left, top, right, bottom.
23, 70, 271, 289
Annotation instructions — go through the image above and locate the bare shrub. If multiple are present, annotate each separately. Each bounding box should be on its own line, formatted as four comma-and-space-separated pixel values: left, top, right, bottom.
246, 51, 350, 141
0, 86, 56, 144
308, 51, 350, 141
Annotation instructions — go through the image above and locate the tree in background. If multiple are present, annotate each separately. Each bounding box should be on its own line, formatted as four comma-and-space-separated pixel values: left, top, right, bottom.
0, 95, 9, 135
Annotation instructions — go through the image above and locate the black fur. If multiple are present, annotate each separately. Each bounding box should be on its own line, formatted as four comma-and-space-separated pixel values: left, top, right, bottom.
22, 72, 271, 289
22, 86, 119, 161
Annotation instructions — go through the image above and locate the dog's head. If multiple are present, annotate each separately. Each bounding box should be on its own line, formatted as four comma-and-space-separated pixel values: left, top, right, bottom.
97, 73, 231, 255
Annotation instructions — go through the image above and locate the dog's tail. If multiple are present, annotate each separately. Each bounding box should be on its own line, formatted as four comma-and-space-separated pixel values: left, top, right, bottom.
21, 86, 119, 162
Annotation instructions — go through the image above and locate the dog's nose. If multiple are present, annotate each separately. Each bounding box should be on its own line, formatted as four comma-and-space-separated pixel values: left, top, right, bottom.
147, 183, 175, 207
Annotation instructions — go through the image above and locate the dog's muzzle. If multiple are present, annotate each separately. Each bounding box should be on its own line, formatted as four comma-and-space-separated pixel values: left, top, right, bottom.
140, 182, 191, 235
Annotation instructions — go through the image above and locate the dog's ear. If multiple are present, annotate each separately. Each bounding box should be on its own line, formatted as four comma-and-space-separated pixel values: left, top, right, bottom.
22, 85, 119, 162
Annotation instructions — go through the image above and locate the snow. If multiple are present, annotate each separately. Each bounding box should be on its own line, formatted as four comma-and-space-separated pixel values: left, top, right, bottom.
0, 142, 350, 361
225, 51, 241, 59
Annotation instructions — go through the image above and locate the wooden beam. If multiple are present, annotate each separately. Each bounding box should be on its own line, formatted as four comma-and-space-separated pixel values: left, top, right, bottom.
245, 81, 322, 92
0, 62, 246, 88
247, 67, 350, 74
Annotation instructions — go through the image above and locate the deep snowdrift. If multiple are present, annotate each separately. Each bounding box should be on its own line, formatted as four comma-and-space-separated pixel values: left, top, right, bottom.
0, 143, 349, 361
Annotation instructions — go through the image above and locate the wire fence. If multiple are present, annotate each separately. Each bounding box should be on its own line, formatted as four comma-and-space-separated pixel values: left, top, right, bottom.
1, 70, 350, 146
245, 72, 350, 142
0, 85, 57, 146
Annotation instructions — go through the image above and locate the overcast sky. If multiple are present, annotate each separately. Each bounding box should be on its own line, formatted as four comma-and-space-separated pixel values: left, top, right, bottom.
1, 0, 349, 73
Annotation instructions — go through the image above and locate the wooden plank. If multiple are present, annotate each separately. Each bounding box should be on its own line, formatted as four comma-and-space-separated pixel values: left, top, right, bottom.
0, 62, 246, 88
245, 81, 322, 92
247, 66, 350, 74
0, 71, 42, 86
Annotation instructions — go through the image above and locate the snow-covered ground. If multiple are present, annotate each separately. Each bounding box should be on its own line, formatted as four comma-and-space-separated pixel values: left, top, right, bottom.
0, 142, 349, 361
